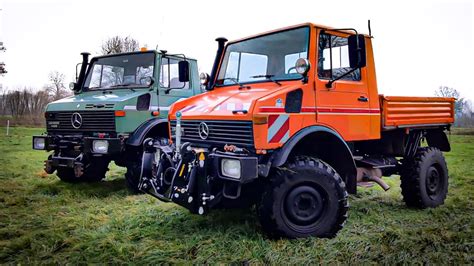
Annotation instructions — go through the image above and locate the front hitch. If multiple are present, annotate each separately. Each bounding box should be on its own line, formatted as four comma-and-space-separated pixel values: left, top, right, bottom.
138, 139, 216, 214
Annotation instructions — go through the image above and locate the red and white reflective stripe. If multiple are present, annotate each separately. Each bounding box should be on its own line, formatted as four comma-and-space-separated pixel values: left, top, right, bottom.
267, 114, 290, 143
259, 106, 380, 114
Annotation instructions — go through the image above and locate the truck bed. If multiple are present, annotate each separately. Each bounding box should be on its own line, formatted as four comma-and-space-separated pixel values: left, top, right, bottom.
380, 96, 455, 130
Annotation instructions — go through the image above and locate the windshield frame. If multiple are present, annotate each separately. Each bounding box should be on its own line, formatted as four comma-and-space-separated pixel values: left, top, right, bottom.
214, 26, 311, 88
82, 51, 157, 91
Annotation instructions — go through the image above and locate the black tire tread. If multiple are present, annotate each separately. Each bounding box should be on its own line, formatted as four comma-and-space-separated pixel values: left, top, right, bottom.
258, 156, 349, 238
400, 147, 448, 208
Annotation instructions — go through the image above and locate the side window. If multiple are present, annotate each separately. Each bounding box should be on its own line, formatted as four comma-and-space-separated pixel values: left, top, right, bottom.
318, 33, 361, 81
160, 58, 189, 89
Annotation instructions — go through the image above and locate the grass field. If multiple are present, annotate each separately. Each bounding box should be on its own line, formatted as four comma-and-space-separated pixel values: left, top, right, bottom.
0, 127, 472, 264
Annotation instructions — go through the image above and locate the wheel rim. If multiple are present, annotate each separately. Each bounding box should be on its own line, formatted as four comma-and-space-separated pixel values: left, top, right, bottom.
284, 185, 326, 227
425, 165, 444, 200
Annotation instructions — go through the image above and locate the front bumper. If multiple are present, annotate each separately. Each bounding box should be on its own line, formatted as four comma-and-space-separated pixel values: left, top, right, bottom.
32, 135, 122, 155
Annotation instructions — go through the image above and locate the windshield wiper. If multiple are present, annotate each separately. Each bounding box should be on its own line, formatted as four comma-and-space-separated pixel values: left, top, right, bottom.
107, 84, 136, 92
250, 74, 282, 86
218, 78, 250, 89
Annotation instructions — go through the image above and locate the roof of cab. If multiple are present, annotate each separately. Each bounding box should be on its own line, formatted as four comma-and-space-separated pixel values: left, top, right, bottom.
227, 22, 370, 45
92, 50, 197, 61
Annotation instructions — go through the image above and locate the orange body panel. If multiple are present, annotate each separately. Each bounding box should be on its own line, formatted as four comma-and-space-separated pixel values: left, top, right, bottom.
381, 96, 455, 129
169, 23, 455, 151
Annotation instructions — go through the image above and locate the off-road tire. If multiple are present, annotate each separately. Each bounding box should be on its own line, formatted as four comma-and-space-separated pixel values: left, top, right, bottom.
125, 155, 143, 193
56, 158, 109, 183
400, 147, 448, 208
257, 156, 349, 239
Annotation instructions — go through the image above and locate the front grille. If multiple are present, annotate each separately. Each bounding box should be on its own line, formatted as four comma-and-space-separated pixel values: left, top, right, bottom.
170, 120, 254, 147
46, 111, 116, 132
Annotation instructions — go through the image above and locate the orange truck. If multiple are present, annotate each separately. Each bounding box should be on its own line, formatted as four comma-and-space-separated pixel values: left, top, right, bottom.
137, 23, 455, 239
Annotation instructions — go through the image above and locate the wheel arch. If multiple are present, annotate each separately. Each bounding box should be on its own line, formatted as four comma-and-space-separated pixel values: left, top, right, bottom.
271, 126, 357, 194
425, 128, 451, 152
126, 118, 169, 147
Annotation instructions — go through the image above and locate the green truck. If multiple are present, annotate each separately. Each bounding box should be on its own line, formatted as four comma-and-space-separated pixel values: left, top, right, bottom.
32, 50, 201, 191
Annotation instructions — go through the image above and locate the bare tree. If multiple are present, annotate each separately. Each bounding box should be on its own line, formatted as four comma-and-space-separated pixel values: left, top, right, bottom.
45, 71, 70, 101
0, 86, 7, 115
101, 36, 140, 55
3, 87, 50, 124
0, 42, 6, 76
30, 89, 50, 115
435, 86, 466, 115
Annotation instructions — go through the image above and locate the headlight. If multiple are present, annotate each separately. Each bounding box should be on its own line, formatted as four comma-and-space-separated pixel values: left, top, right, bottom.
221, 159, 241, 179
33, 137, 46, 150
92, 140, 109, 154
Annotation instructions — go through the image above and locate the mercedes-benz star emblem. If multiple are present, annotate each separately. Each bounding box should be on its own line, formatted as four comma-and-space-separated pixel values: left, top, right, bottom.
198, 122, 209, 140
71, 112, 83, 129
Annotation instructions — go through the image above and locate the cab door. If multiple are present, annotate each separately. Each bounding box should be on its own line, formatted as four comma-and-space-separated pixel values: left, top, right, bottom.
158, 56, 194, 116
315, 30, 372, 141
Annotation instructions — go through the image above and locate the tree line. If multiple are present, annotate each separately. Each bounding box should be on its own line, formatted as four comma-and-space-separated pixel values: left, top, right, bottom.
435, 86, 473, 128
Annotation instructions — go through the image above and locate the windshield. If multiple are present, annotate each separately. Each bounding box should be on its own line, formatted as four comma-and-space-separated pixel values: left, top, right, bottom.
216, 27, 309, 86
84, 53, 155, 90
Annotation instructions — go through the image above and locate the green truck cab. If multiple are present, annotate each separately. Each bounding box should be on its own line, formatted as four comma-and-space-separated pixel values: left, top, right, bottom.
32, 50, 201, 190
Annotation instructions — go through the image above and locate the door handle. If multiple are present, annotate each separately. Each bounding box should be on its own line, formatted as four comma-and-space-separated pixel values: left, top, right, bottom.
358, 96, 369, 102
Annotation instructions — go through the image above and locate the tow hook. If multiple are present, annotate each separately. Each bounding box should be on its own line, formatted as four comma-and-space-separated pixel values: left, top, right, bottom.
198, 193, 215, 215
73, 162, 84, 177
44, 158, 56, 174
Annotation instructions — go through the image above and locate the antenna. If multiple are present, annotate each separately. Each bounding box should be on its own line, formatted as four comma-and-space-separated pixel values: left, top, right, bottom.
368, 20, 372, 37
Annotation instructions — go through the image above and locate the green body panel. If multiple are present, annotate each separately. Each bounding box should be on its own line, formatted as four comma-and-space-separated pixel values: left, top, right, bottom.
45, 52, 201, 134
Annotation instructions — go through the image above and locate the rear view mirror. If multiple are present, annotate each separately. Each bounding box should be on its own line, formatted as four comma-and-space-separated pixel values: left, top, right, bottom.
178, 61, 190, 82
348, 35, 366, 68
75, 63, 82, 81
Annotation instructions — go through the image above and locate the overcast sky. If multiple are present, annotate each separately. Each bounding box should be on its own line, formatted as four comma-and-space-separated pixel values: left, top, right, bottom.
0, 0, 473, 101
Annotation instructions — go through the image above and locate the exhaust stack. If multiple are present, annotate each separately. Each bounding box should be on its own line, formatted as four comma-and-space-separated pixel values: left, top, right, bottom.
74, 52, 90, 91
208, 37, 228, 90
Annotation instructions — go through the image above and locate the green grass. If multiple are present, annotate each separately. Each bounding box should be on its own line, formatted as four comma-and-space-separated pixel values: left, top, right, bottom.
0, 127, 472, 263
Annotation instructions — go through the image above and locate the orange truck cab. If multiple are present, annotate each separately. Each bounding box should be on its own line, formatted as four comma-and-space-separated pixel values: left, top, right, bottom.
138, 23, 455, 239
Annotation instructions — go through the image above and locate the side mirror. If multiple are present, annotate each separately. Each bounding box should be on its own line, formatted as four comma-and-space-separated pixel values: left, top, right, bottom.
348, 35, 366, 68
178, 60, 190, 82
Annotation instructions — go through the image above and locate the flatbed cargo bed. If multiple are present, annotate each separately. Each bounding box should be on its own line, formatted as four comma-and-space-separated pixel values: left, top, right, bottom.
380, 95, 455, 130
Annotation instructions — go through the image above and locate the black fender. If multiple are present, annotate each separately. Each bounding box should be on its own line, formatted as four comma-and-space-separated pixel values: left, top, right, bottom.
426, 129, 451, 152
126, 118, 169, 147
271, 125, 357, 194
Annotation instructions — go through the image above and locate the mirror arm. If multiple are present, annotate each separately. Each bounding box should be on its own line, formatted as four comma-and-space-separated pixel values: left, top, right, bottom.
302, 75, 308, 84
325, 67, 358, 89
322, 27, 361, 58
